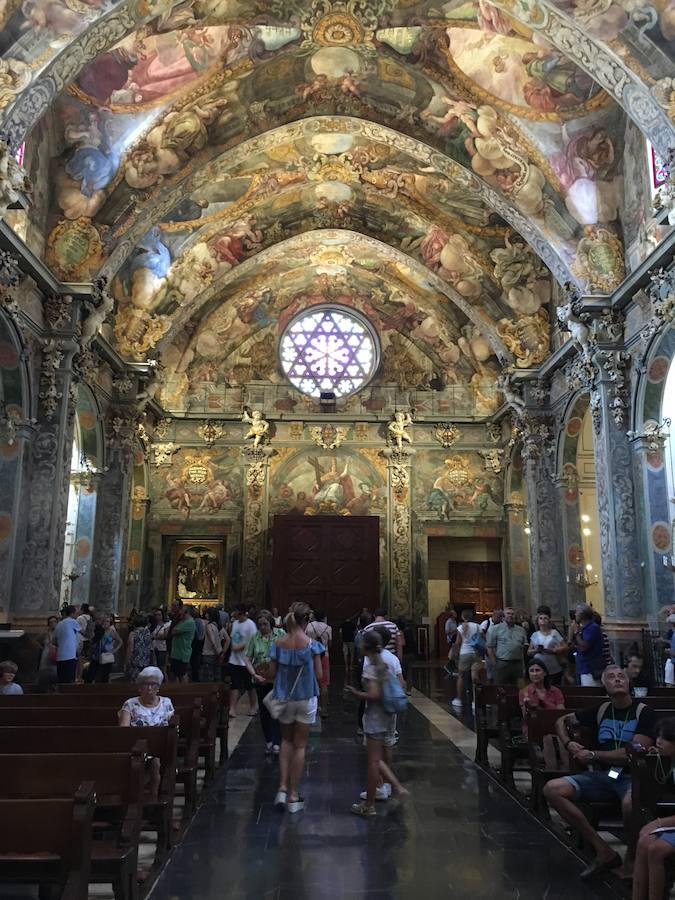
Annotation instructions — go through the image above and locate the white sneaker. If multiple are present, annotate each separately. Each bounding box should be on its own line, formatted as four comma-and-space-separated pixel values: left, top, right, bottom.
272, 744, 280, 755
360, 784, 391, 801
451, 698, 463, 708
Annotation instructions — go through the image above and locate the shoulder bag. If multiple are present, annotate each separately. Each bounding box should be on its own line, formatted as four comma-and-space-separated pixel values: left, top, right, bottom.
264, 661, 306, 720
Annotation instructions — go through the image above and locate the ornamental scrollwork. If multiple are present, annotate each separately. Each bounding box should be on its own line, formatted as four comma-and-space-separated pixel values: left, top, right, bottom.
478, 448, 505, 474
309, 423, 347, 450
433, 423, 460, 448
198, 419, 224, 448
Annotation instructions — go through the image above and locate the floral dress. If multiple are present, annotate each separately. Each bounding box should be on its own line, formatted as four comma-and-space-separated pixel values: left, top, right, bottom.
127, 626, 153, 681
121, 696, 175, 726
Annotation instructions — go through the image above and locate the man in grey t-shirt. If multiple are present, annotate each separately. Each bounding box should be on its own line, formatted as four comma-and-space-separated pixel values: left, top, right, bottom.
487, 607, 527, 684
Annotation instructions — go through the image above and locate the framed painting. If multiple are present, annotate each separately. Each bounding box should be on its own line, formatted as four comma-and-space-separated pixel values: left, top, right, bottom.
168, 540, 225, 606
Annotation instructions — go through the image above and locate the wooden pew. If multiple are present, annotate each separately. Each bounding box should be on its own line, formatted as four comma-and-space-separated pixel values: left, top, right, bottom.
0, 701, 202, 821
0, 724, 178, 865
11, 688, 224, 780
58, 681, 230, 764
0, 784, 95, 900
0, 748, 144, 900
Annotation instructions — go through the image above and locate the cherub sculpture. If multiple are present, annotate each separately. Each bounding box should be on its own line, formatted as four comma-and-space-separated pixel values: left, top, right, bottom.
557, 292, 593, 361
497, 372, 526, 417
136, 365, 165, 412
242, 407, 269, 448
388, 410, 414, 450
81, 287, 115, 347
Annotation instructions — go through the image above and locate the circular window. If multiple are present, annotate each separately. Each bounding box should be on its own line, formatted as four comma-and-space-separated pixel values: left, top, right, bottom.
280, 306, 379, 399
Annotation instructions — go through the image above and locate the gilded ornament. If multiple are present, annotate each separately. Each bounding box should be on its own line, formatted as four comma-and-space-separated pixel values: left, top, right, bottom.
312, 12, 365, 45
309, 423, 347, 449
198, 419, 224, 448
433, 423, 460, 448
442, 455, 471, 489
496, 309, 550, 368
152, 442, 180, 466
182, 452, 213, 486
571, 227, 625, 293
114, 307, 170, 358
46, 219, 104, 281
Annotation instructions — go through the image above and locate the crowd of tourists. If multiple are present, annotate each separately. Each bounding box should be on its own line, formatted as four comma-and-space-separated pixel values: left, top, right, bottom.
7, 598, 675, 894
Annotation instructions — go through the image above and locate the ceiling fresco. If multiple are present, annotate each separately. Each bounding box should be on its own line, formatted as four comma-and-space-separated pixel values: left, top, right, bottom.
0, 0, 672, 393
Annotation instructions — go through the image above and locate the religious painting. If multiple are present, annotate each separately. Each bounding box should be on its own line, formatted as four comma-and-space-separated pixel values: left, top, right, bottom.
169, 539, 225, 604
270, 448, 386, 517
148, 447, 242, 521
413, 450, 504, 520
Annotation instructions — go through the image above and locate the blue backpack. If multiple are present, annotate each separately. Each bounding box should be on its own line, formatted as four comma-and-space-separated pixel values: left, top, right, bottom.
468, 630, 487, 658
381, 670, 408, 714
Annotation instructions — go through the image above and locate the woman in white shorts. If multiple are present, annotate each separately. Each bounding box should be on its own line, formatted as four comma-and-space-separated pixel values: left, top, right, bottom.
268, 601, 325, 813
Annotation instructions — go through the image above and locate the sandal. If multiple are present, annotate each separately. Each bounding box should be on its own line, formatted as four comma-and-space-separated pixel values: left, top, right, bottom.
274, 790, 287, 811
351, 801, 376, 818
287, 797, 304, 814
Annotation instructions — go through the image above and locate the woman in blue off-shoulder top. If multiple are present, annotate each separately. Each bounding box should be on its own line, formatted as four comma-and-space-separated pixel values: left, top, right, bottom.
267, 601, 325, 814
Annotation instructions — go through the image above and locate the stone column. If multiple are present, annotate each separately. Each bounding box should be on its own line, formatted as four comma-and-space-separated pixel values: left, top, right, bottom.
88, 409, 135, 613
628, 427, 674, 619
504, 500, 531, 610
522, 433, 565, 618
384, 447, 413, 618
553, 474, 586, 615
591, 350, 644, 621
16, 337, 78, 613
241, 446, 272, 605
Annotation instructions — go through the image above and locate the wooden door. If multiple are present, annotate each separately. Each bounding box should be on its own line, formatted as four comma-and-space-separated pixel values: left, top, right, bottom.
448, 561, 503, 616
272, 515, 379, 626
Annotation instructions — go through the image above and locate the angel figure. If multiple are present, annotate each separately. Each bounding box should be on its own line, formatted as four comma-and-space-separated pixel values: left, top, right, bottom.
242, 408, 269, 448
557, 299, 593, 361
136, 365, 165, 411
81, 290, 115, 347
0, 139, 31, 219
388, 410, 414, 450
497, 372, 526, 417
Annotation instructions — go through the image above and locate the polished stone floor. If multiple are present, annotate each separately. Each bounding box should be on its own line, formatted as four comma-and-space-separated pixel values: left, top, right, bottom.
148, 671, 618, 900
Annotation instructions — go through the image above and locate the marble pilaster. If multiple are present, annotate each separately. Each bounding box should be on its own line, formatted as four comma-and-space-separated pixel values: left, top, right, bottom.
522, 444, 565, 617
591, 350, 644, 620
504, 501, 531, 611
88, 411, 135, 613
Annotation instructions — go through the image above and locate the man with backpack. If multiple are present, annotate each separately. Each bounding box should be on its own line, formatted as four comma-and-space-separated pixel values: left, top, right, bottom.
543, 665, 656, 881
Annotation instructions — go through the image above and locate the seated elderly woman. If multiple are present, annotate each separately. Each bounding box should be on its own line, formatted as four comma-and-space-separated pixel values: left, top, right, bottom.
0, 660, 23, 695
118, 666, 175, 727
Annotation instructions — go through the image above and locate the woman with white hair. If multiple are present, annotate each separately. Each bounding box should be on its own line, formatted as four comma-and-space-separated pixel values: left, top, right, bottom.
118, 666, 175, 727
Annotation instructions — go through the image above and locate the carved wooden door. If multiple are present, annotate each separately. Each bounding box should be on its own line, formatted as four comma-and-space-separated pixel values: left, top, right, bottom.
272, 515, 380, 626
448, 561, 503, 616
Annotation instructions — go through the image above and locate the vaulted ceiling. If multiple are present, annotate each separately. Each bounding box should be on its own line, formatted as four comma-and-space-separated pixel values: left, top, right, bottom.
1, 0, 673, 401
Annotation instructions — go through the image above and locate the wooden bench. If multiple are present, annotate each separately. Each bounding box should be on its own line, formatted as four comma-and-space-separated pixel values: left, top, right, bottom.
0, 701, 202, 822
12, 688, 224, 781
58, 681, 230, 764
0, 784, 94, 900
0, 748, 144, 900
0, 724, 178, 865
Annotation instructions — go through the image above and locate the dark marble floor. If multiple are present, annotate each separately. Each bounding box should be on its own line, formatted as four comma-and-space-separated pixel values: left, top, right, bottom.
149, 673, 619, 900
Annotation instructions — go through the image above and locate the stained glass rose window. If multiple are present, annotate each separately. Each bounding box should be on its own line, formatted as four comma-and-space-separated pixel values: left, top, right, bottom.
280, 306, 379, 398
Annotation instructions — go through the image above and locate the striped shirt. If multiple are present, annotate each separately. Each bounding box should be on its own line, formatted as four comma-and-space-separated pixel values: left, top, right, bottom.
363, 619, 400, 654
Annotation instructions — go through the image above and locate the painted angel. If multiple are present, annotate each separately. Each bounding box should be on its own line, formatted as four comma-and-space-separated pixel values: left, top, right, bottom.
242, 408, 269, 448
388, 410, 414, 450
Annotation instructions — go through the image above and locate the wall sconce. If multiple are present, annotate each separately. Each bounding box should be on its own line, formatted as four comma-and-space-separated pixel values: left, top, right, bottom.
576, 563, 599, 588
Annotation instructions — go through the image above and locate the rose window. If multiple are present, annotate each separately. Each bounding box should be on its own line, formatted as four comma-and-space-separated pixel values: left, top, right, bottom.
279, 306, 379, 398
